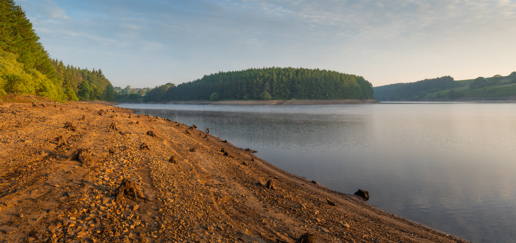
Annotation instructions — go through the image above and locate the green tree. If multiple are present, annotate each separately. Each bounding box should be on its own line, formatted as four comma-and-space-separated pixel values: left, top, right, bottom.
104, 83, 116, 101
508, 72, 516, 83
259, 91, 272, 100
448, 89, 464, 99
78, 81, 90, 100
210, 92, 220, 101
470, 77, 488, 89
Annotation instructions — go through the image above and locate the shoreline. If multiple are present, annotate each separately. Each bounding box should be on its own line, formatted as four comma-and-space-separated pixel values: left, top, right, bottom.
166, 99, 380, 105
0, 97, 467, 242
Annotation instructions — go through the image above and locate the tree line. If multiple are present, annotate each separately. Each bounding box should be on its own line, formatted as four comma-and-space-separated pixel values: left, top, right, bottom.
0, 0, 114, 101
374, 72, 516, 101
124, 67, 374, 102
373, 76, 461, 101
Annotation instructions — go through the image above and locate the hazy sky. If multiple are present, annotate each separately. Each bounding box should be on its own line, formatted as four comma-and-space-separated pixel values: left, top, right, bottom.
18, 0, 516, 88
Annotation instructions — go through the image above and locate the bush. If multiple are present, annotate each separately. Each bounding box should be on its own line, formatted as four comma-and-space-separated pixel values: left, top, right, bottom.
210, 92, 220, 101
259, 91, 272, 100
242, 94, 249, 100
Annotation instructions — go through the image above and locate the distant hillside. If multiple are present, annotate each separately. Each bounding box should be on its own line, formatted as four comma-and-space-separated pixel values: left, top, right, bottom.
374, 72, 516, 101
0, 0, 115, 101
122, 67, 374, 102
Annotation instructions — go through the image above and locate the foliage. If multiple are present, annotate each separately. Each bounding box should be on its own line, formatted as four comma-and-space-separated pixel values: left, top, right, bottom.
51, 59, 112, 101
0, 49, 63, 100
378, 71, 516, 101
509, 72, 516, 83
259, 91, 272, 100
210, 92, 220, 101
469, 77, 489, 89
448, 89, 464, 99
374, 76, 461, 101
0, 0, 114, 101
157, 67, 373, 101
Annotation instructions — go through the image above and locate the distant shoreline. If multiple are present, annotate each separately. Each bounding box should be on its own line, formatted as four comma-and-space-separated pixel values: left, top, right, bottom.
164, 99, 380, 105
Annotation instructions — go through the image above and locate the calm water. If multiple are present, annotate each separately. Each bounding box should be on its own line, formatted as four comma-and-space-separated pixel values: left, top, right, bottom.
118, 103, 516, 243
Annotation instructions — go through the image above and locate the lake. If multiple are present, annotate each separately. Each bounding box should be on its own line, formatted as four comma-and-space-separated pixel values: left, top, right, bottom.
118, 102, 516, 243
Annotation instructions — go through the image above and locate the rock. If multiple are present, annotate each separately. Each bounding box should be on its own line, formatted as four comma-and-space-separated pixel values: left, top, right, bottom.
343, 222, 350, 229
245, 148, 257, 153
326, 198, 336, 206
189, 148, 196, 152
242, 161, 247, 166
168, 156, 177, 164
205, 128, 210, 134
354, 189, 370, 200
296, 232, 317, 243
0, 226, 18, 234
63, 122, 76, 131
146, 131, 158, 137
140, 143, 150, 150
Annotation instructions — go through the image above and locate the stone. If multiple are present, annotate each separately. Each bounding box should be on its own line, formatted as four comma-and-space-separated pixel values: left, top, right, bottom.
296, 232, 317, 243
326, 198, 336, 206
354, 189, 370, 200
146, 131, 158, 137
0, 226, 18, 234
64, 122, 76, 131
140, 143, 150, 150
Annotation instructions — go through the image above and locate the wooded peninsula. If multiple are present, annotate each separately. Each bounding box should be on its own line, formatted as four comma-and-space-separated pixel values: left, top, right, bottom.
119, 68, 375, 103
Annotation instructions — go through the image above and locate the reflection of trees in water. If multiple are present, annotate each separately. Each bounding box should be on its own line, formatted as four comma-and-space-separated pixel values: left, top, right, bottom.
137, 109, 372, 152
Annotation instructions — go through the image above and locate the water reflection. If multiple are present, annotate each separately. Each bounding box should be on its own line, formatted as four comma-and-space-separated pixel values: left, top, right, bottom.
119, 103, 516, 243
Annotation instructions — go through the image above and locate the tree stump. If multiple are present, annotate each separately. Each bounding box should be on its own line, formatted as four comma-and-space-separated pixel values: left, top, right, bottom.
68, 148, 93, 166
115, 179, 147, 204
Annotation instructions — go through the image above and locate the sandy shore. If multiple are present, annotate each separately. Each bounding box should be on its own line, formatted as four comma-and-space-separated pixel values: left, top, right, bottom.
0, 97, 467, 242
167, 99, 379, 105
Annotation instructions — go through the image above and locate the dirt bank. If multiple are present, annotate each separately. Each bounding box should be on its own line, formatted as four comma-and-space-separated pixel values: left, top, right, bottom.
167, 99, 380, 105
0, 97, 466, 242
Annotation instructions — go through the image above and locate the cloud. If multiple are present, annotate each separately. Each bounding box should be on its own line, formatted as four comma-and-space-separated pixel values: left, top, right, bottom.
17, 0, 516, 87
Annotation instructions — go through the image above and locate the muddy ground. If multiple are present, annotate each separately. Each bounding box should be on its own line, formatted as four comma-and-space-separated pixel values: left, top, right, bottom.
0, 97, 467, 242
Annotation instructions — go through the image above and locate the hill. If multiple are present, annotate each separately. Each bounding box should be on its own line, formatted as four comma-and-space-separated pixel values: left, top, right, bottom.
119, 67, 374, 102
0, 0, 115, 101
374, 72, 516, 101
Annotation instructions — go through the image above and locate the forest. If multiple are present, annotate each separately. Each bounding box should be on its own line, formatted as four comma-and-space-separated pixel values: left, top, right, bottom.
119, 67, 374, 102
0, 0, 114, 101
374, 72, 516, 101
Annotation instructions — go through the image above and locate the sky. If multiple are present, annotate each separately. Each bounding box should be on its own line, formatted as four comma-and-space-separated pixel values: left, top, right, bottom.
18, 0, 516, 88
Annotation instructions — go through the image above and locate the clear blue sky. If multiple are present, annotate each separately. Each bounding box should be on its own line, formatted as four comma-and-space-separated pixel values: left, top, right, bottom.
18, 0, 516, 88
